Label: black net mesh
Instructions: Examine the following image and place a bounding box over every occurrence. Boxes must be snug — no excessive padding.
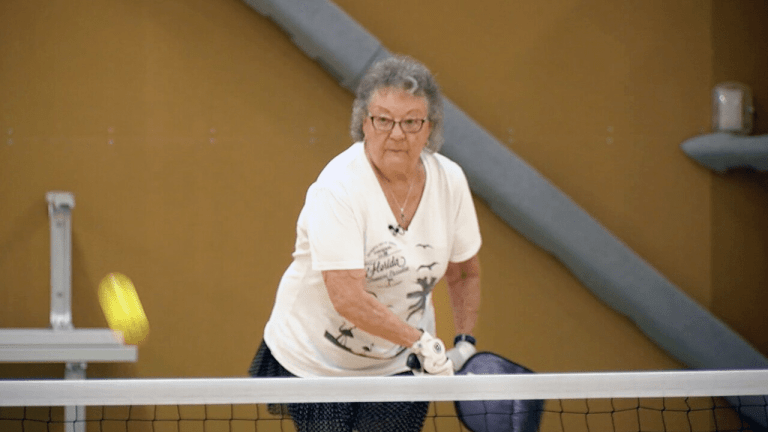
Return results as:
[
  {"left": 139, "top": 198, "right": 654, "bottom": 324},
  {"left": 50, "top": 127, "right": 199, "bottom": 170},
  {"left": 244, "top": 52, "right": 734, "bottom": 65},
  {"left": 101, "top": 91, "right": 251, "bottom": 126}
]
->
[
  {"left": 286, "top": 400, "right": 429, "bottom": 432},
  {"left": 2, "top": 397, "right": 767, "bottom": 432},
  {"left": 1, "top": 347, "right": 766, "bottom": 432}
]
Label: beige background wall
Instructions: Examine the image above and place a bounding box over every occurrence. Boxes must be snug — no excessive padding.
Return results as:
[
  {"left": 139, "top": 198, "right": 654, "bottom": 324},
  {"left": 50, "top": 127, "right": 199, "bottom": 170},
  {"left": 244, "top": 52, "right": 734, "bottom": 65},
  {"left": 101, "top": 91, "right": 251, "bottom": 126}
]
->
[
  {"left": 709, "top": 0, "right": 768, "bottom": 356},
  {"left": 1, "top": 0, "right": 766, "bottom": 380}
]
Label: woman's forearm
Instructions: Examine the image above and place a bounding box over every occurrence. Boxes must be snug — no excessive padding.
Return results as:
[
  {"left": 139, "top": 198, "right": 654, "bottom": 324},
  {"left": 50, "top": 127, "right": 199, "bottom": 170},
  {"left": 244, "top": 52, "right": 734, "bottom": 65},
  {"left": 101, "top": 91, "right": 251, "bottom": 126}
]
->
[
  {"left": 445, "top": 255, "right": 481, "bottom": 335},
  {"left": 323, "top": 269, "right": 422, "bottom": 347}
]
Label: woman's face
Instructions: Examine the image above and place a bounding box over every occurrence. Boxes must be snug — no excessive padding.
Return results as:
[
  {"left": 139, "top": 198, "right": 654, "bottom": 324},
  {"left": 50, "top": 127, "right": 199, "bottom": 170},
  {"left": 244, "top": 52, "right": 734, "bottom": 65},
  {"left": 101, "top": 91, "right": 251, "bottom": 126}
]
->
[{"left": 363, "top": 87, "right": 431, "bottom": 175}]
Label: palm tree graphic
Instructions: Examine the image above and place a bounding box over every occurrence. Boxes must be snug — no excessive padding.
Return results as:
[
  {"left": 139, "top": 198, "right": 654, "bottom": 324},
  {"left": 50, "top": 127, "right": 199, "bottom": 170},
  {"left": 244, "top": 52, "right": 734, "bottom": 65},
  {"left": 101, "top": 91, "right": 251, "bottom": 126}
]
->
[{"left": 407, "top": 276, "right": 437, "bottom": 321}]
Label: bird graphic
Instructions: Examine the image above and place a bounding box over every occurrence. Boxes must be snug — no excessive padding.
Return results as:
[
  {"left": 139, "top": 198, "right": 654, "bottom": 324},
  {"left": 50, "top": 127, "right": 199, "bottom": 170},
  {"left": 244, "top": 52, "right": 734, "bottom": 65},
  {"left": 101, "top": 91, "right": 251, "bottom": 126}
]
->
[
  {"left": 417, "top": 262, "right": 438, "bottom": 271},
  {"left": 415, "top": 244, "right": 432, "bottom": 249}
]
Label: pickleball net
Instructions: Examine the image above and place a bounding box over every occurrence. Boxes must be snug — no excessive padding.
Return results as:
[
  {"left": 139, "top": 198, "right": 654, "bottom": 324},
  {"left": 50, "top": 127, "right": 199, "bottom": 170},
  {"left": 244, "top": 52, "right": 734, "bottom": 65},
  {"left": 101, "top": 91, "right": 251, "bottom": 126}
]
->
[{"left": 2, "top": 368, "right": 768, "bottom": 432}]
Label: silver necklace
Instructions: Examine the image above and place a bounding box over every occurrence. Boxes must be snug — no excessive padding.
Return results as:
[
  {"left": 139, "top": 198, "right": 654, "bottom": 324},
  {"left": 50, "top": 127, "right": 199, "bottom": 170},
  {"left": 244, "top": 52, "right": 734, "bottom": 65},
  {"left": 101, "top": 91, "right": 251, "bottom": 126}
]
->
[
  {"left": 375, "top": 163, "right": 421, "bottom": 226},
  {"left": 388, "top": 171, "right": 418, "bottom": 225}
]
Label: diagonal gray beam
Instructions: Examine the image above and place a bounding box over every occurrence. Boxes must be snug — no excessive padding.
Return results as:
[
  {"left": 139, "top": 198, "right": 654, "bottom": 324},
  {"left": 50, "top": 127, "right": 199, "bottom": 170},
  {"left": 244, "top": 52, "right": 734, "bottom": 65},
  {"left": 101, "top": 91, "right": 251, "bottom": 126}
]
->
[{"left": 243, "top": 0, "right": 389, "bottom": 92}]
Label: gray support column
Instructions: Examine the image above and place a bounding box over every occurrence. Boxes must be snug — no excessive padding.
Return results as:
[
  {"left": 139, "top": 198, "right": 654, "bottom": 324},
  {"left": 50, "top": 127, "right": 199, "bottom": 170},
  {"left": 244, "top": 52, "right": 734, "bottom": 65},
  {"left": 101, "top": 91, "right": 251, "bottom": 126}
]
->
[
  {"left": 47, "top": 192, "right": 84, "bottom": 432},
  {"left": 64, "top": 362, "right": 86, "bottom": 432}
]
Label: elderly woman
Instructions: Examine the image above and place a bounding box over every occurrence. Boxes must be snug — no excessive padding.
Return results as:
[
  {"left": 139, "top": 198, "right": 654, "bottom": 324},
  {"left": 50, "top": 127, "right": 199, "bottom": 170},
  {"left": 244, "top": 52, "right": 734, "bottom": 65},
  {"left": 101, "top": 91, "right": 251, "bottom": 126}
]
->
[{"left": 249, "top": 55, "right": 482, "bottom": 432}]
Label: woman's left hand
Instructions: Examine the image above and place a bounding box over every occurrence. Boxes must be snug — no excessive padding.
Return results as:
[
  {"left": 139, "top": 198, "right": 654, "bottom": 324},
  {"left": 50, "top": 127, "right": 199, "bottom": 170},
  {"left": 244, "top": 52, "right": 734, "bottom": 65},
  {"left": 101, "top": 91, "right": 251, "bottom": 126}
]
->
[{"left": 446, "top": 340, "right": 477, "bottom": 371}]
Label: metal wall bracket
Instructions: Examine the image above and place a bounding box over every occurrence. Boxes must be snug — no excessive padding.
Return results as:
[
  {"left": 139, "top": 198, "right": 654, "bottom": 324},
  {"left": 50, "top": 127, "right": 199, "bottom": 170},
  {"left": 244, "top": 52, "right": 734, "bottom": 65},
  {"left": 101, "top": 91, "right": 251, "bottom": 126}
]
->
[{"left": 46, "top": 191, "right": 75, "bottom": 330}]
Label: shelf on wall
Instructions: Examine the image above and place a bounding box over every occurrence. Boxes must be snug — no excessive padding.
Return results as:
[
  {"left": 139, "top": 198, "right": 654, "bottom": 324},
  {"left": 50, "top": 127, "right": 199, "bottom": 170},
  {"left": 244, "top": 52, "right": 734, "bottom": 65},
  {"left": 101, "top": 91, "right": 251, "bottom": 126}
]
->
[
  {"left": 680, "top": 132, "right": 768, "bottom": 172},
  {"left": 0, "top": 329, "right": 136, "bottom": 363}
]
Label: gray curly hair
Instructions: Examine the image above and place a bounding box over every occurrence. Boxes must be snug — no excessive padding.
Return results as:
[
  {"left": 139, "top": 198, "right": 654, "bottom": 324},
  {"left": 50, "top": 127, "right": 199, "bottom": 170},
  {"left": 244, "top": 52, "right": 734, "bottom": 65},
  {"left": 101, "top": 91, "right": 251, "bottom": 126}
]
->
[{"left": 350, "top": 55, "right": 444, "bottom": 153}]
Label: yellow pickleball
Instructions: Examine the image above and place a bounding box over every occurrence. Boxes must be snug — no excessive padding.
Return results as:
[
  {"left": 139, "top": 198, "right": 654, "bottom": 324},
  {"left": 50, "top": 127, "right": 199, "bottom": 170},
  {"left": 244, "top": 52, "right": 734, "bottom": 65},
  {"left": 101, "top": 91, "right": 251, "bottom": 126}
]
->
[{"left": 98, "top": 273, "right": 149, "bottom": 345}]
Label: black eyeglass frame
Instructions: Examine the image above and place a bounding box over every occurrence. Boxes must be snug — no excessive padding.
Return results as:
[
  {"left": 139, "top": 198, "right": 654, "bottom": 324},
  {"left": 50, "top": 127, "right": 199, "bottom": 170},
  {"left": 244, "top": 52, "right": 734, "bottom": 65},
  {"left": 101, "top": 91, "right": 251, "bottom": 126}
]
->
[{"left": 368, "top": 115, "right": 429, "bottom": 133}]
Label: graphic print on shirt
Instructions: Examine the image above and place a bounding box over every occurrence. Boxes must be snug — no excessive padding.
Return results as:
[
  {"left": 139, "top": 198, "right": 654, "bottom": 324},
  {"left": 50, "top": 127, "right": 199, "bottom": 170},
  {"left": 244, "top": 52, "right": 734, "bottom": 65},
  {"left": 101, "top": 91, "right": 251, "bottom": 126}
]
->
[
  {"left": 409, "top": 243, "right": 438, "bottom": 321},
  {"left": 322, "top": 241, "right": 441, "bottom": 359},
  {"left": 364, "top": 241, "right": 408, "bottom": 286},
  {"left": 323, "top": 291, "right": 383, "bottom": 357},
  {"left": 407, "top": 276, "right": 437, "bottom": 320},
  {"left": 322, "top": 241, "right": 410, "bottom": 359},
  {"left": 417, "top": 262, "right": 438, "bottom": 271},
  {"left": 324, "top": 322, "right": 375, "bottom": 355}
]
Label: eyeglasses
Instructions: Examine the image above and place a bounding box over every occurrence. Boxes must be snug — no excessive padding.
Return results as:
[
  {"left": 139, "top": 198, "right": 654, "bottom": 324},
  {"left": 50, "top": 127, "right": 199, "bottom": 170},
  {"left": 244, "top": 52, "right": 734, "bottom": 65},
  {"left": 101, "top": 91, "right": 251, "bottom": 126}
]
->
[{"left": 369, "top": 116, "right": 428, "bottom": 133}]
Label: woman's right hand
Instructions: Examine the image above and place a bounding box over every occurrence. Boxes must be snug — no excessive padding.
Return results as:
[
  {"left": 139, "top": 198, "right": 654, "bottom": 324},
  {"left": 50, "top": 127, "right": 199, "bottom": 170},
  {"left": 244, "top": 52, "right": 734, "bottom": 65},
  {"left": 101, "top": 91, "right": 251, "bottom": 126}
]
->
[{"left": 410, "top": 331, "right": 453, "bottom": 376}]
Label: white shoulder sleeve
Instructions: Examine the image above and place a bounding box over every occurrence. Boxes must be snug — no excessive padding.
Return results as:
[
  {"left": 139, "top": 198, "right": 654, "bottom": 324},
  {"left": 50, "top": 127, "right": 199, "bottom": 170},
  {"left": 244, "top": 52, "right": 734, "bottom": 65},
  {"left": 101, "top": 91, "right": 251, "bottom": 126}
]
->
[
  {"left": 304, "top": 184, "right": 365, "bottom": 271},
  {"left": 449, "top": 165, "right": 482, "bottom": 263}
]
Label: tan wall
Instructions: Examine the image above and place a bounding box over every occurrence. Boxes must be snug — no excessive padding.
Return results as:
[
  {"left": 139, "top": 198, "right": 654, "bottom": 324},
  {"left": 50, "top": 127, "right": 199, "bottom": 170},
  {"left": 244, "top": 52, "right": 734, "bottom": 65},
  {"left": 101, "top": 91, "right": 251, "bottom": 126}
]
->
[
  {"left": 710, "top": 0, "right": 768, "bottom": 357},
  {"left": 0, "top": 0, "right": 764, "bottom": 381}
]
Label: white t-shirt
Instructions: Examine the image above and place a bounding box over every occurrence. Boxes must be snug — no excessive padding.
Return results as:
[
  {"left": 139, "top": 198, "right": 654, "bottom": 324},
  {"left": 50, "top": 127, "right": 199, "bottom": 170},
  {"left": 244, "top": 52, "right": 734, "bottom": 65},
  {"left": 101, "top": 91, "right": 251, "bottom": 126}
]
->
[{"left": 264, "top": 142, "right": 481, "bottom": 377}]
